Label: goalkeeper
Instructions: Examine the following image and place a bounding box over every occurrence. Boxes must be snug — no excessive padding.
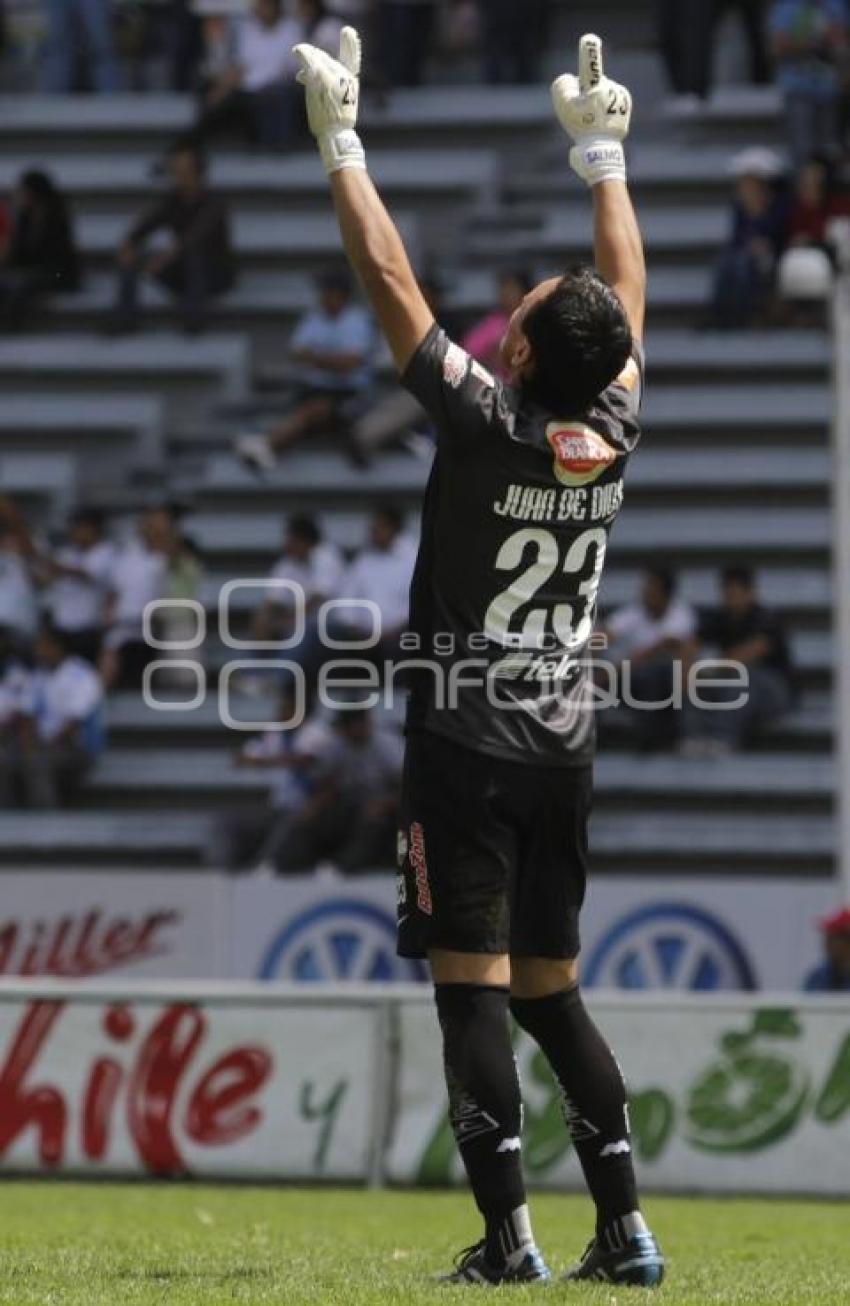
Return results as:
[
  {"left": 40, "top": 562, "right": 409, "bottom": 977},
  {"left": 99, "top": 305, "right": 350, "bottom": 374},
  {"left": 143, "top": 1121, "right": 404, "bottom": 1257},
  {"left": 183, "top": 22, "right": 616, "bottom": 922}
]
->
[{"left": 293, "top": 28, "right": 664, "bottom": 1289}]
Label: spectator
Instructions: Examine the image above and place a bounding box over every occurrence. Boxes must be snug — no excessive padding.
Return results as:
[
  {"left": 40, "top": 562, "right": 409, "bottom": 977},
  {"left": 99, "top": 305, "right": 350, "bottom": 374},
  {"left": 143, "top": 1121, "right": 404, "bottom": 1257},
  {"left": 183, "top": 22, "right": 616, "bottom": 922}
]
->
[
  {"left": 186, "top": 0, "right": 303, "bottom": 151},
  {"left": 378, "top": 0, "right": 436, "bottom": 86},
  {"left": 0, "top": 170, "right": 80, "bottom": 331},
  {"left": 348, "top": 273, "right": 466, "bottom": 463},
  {"left": 480, "top": 0, "right": 548, "bottom": 85},
  {"left": 0, "top": 624, "right": 29, "bottom": 732},
  {"left": 330, "top": 505, "right": 417, "bottom": 660},
  {"left": 36, "top": 508, "right": 115, "bottom": 664},
  {"left": 236, "top": 269, "right": 375, "bottom": 474},
  {"left": 658, "top": 1, "right": 771, "bottom": 108},
  {"left": 602, "top": 567, "right": 697, "bottom": 751},
  {"left": 787, "top": 155, "right": 850, "bottom": 246},
  {"left": 709, "top": 148, "right": 790, "bottom": 328},
  {"left": 274, "top": 708, "right": 403, "bottom": 872},
  {"left": 210, "top": 685, "right": 332, "bottom": 872},
  {"left": 682, "top": 565, "right": 795, "bottom": 755},
  {"left": 769, "top": 0, "right": 849, "bottom": 168},
  {"left": 43, "top": 0, "right": 119, "bottom": 93},
  {"left": 259, "top": 513, "right": 344, "bottom": 634},
  {"left": 99, "top": 508, "right": 169, "bottom": 691},
  {"left": 0, "top": 624, "right": 105, "bottom": 808},
  {"left": 804, "top": 907, "right": 850, "bottom": 991},
  {"left": 0, "top": 498, "right": 38, "bottom": 646},
  {"left": 107, "top": 142, "right": 235, "bottom": 335},
  {"left": 462, "top": 270, "right": 533, "bottom": 382}
]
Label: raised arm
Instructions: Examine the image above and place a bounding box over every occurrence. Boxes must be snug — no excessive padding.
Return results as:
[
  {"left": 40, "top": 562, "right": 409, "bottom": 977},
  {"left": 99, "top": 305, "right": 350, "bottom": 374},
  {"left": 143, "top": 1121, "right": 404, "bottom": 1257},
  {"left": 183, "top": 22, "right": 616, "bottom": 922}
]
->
[
  {"left": 592, "top": 181, "right": 645, "bottom": 340},
  {"left": 552, "top": 34, "right": 646, "bottom": 340},
  {"left": 293, "top": 28, "right": 434, "bottom": 373}
]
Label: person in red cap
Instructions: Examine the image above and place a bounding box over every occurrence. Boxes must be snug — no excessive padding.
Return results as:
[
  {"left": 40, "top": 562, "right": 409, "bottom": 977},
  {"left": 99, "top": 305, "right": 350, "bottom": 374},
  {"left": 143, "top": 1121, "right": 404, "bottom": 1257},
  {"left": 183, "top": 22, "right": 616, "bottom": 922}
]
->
[{"left": 804, "top": 908, "right": 850, "bottom": 992}]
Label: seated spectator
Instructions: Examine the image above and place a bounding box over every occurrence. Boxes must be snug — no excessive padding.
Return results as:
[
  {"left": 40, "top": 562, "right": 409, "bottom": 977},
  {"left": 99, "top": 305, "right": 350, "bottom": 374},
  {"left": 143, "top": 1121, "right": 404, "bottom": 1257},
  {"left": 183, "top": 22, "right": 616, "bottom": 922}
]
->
[
  {"left": 378, "top": 0, "right": 436, "bottom": 87},
  {"left": 187, "top": 0, "right": 303, "bottom": 151},
  {"left": 602, "top": 567, "right": 697, "bottom": 751},
  {"left": 209, "top": 684, "right": 332, "bottom": 872},
  {"left": 787, "top": 156, "right": 850, "bottom": 249},
  {"left": 682, "top": 565, "right": 795, "bottom": 755},
  {"left": 32, "top": 508, "right": 115, "bottom": 665},
  {"left": 43, "top": 0, "right": 119, "bottom": 93},
  {"left": 0, "top": 624, "right": 29, "bottom": 730},
  {"left": 709, "top": 149, "right": 790, "bottom": 328},
  {"left": 0, "top": 497, "right": 38, "bottom": 647},
  {"left": 236, "top": 269, "right": 375, "bottom": 474},
  {"left": 480, "top": 0, "right": 548, "bottom": 85},
  {"left": 254, "top": 513, "right": 344, "bottom": 641},
  {"left": 107, "top": 142, "right": 235, "bottom": 335},
  {"left": 769, "top": 0, "right": 848, "bottom": 169},
  {"left": 462, "top": 270, "right": 532, "bottom": 382},
  {"left": 274, "top": 707, "right": 403, "bottom": 873},
  {"left": 348, "top": 273, "right": 465, "bottom": 463},
  {"left": 804, "top": 907, "right": 850, "bottom": 991},
  {"left": 0, "top": 170, "right": 80, "bottom": 331},
  {"left": 329, "top": 505, "right": 417, "bottom": 661},
  {"left": 99, "top": 508, "right": 170, "bottom": 691},
  {"left": 0, "top": 624, "right": 105, "bottom": 809},
  {"left": 658, "top": 0, "right": 771, "bottom": 110}
]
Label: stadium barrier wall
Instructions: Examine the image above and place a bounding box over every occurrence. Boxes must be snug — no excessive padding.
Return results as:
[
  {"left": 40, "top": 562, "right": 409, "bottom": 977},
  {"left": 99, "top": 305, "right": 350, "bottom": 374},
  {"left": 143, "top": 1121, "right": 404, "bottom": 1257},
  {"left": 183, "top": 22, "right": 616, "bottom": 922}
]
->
[
  {"left": 0, "top": 981, "right": 846, "bottom": 1196},
  {"left": 0, "top": 870, "right": 838, "bottom": 991}
]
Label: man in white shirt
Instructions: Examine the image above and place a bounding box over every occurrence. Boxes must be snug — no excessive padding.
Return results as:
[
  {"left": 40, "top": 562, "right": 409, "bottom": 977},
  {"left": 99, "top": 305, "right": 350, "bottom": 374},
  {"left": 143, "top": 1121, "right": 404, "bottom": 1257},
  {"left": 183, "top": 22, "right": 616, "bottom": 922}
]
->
[
  {"left": 0, "top": 499, "right": 38, "bottom": 646},
  {"left": 0, "top": 625, "right": 105, "bottom": 808},
  {"left": 333, "top": 506, "right": 417, "bottom": 653},
  {"left": 602, "top": 567, "right": 696, "bottom": 751},
  {"left": 39, "top": 509, "right": 115, "bottom": 663},
  {"left": 189, "top": 0, "right": 301, "bottom": 149},
  {"left": 99, "top": 509, "right": 169, "bottom": 691},
  {"left": 251, "top": 512, "right": 344, "bottom": 648},
  {"left": 236, "top": 269, "right": 375, "bottom": 474}
]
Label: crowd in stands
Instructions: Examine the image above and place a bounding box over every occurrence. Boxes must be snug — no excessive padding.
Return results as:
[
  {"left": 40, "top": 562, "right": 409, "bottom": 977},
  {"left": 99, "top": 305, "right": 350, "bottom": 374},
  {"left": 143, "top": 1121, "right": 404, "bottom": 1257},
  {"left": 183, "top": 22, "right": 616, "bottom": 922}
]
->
[
  {"left": 599, "top": 563, "right": 795, "bottom": 756},
  {"left": 0, "top": 1, "right": 555, "bottom": 97}
]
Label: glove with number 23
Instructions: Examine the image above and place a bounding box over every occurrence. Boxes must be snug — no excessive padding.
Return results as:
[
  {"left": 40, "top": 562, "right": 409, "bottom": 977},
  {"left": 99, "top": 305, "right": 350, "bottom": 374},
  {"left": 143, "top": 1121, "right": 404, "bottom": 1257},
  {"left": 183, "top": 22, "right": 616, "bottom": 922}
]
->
[
  {"left": 293, "top": 26, "right": 366, "bottom": 176},
  {"left": 552, "top": 34, "right": 632, "bottom": 187}
]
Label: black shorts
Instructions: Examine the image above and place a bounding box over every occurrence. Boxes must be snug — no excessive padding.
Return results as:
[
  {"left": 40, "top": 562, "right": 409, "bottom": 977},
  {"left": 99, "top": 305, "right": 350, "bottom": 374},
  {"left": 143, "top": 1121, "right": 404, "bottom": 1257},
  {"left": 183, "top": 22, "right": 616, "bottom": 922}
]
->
[{"left": 397, "top": 731, "right": 592, "bottom": 961}]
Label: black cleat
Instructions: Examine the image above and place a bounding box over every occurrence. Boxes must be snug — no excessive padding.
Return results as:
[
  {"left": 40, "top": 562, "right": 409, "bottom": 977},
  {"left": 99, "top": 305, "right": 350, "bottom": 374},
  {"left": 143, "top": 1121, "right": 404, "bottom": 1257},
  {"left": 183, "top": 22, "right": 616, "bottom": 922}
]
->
[{"left": 440, "top": 1239, "right": 552, "bottom": 1285}]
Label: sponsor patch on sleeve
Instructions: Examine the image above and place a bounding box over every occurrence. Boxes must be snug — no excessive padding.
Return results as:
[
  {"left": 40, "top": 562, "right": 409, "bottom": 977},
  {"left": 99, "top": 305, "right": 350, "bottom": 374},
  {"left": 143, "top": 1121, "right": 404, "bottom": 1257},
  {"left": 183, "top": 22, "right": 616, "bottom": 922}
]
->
[
  {"left": 442, "top": 342, "right": 470, "bottom": 389},
  {"left": 615, "top": 356, "right": 640, "bottom": 391}
]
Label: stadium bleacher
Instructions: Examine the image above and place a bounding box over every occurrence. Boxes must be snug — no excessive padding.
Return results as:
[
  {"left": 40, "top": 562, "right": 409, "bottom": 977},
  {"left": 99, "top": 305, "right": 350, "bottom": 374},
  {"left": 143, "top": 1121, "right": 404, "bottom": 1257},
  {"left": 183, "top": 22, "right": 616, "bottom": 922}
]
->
[{"left": 0, "top": 5, "right": 833, "bottom": 882}]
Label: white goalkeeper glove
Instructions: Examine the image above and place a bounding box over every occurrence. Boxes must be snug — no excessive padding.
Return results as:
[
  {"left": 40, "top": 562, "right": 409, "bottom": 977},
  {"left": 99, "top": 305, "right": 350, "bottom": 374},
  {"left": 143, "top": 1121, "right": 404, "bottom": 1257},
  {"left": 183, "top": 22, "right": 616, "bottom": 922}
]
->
[
  {"left": 293, "top": 26, "right": 365, "bottom": 175},
  {"left": 551, "top": 33, "right": 632, "bottom": 187}
]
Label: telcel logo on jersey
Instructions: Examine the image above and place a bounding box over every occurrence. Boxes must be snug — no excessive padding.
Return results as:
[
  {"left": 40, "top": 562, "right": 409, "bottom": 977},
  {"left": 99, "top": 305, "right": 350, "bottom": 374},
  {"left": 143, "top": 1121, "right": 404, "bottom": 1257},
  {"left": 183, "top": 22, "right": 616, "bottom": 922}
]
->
[{"left": 546, "top": 422, "right": 617, "bottom": 487}]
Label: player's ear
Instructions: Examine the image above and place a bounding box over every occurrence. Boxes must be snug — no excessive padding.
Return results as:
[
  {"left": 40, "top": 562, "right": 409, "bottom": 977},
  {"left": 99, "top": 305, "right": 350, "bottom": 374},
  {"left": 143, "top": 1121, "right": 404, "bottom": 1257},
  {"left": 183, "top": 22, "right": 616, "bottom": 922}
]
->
[{"left": 508, "top": 333, "right": 534, "bottom": 377}]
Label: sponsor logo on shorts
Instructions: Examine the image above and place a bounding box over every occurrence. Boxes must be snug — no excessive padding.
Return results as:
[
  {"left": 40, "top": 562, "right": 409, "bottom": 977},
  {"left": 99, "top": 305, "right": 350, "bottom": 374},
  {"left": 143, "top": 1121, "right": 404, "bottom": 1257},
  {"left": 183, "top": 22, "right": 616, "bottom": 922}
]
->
[
  {"left": 409, "top": 821, "right": 432, "bottom": 916},
  {"left": 546, "top": 422, "right": 618, "bottom": 488},
  {"left": 443, "top": 342, "right": 469, "bottom": 389}
]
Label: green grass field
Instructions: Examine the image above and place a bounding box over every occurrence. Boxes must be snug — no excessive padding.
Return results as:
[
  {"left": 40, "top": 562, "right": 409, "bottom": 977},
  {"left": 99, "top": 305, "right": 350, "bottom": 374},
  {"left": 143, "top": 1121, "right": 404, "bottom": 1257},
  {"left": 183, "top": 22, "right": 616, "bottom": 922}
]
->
[{"left": 0, "top": 1183, "right": 846, "bottom": 1305}]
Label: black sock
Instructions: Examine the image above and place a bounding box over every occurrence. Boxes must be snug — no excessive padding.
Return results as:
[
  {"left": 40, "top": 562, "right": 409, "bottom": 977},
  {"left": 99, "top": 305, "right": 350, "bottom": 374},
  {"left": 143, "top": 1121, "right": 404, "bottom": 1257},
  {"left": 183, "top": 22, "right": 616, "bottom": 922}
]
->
[
  {"left": 510, "top": 986, "right": 644, "bottom": 1244},
  {"left": 435, "top": 983, "right": 533, "bottom": 1264}
]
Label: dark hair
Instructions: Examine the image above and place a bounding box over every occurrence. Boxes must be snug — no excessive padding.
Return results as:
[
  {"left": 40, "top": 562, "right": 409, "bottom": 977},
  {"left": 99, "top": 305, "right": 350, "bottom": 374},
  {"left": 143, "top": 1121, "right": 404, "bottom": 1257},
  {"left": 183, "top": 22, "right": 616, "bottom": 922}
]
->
[
  {"left": 500, "top": 268, "right": 534, "bottom": 295},
  {"left": 645, "top": 566, "right": 676, "bottom": 599},
  {"left": 168, "top": 140, "right": 207, "bottom": 177},
  {"left": 521, "top": 267, "right": 632, "bottom": 416},
  {"left": 373, "top": 503, "right": 403, "bottom": 534},
  {"left": 287, "top": 514, "right": 321, "bottom": 546},
  {"left": 20, "top": 169, "right": 60, "bottom": 203},
  {"left": 37, "top": 622, "right": 70, "bottom": 653},
  {"left": 317, "top": 267, "right": 353, "bottom": 298},
  {"left": 70, "top": 507, "right": 105, "bottom": 534},
  {"left": 721, "top": 565, "right": 755, "bottom": 591}
]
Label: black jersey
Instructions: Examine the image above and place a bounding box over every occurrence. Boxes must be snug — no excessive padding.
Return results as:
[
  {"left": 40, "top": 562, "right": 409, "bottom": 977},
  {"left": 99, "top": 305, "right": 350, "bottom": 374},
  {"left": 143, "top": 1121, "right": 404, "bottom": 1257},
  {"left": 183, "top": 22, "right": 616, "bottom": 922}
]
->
[{"left": 401, "top": 323, "right": 645, "bottom": 768}]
